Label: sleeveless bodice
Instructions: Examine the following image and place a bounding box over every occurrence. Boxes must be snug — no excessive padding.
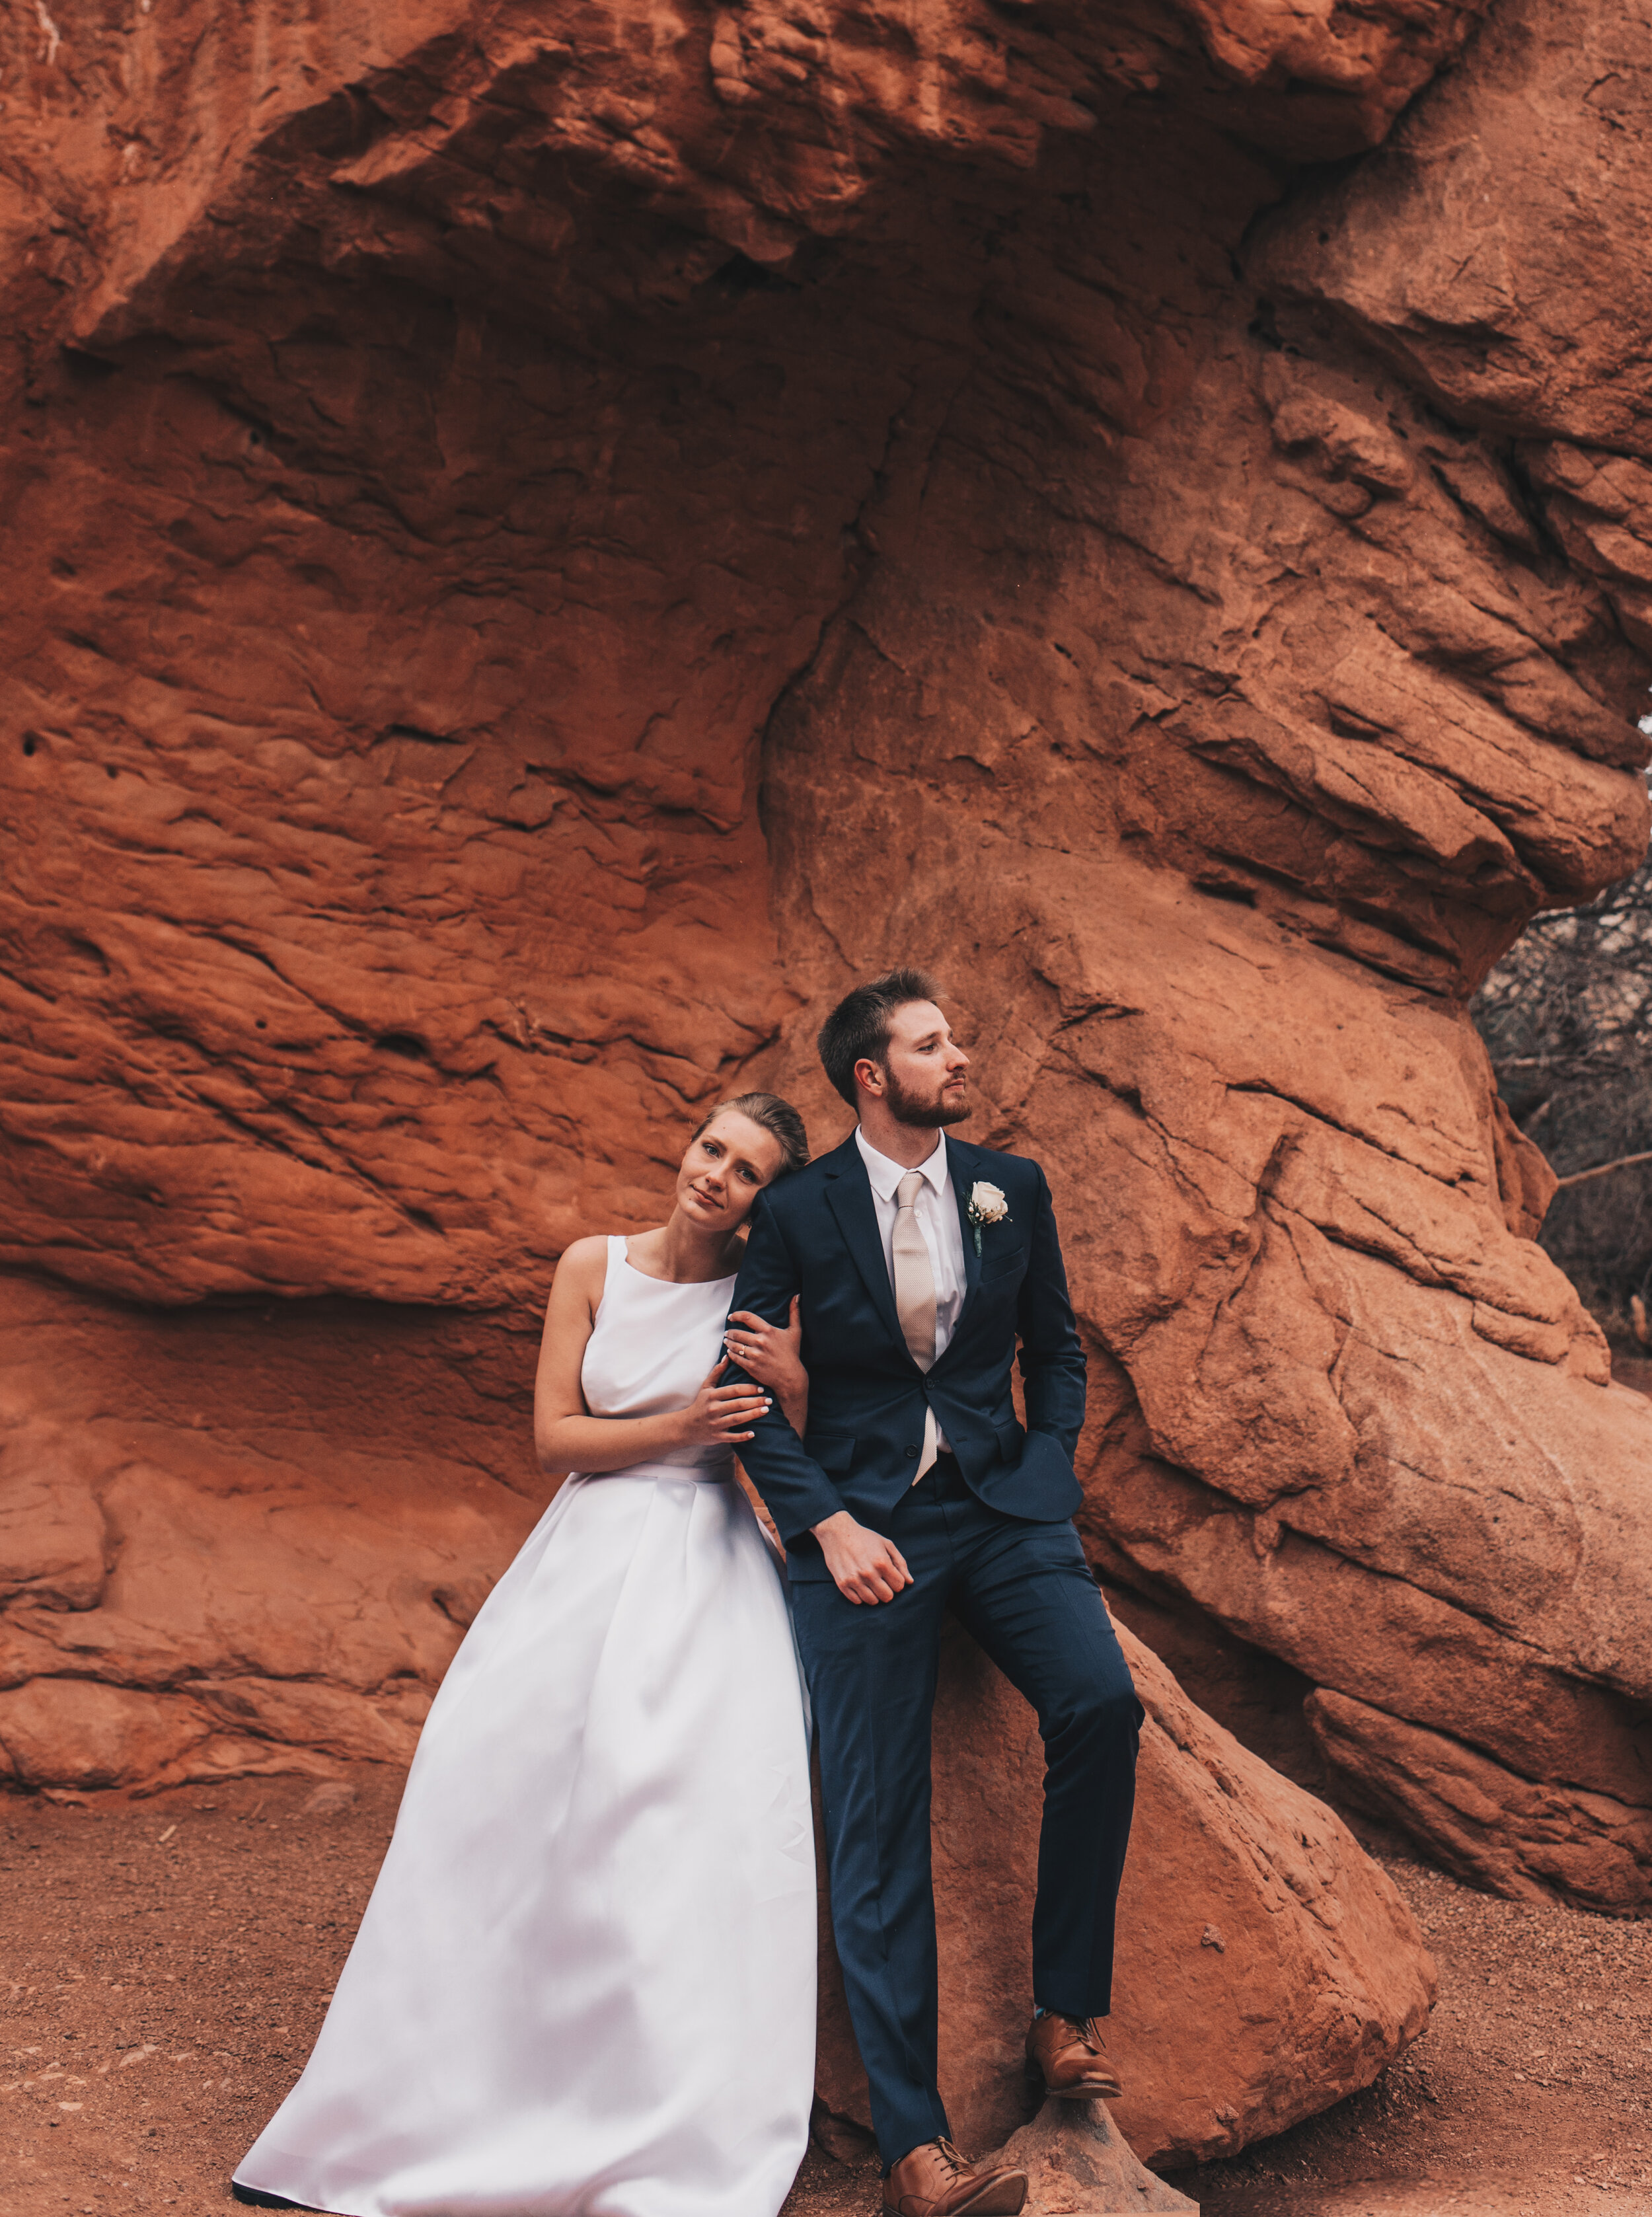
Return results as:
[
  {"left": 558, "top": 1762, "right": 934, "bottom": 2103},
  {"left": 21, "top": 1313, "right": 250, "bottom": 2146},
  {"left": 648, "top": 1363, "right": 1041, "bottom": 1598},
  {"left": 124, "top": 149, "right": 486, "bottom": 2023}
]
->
[{"left": 578, "top": 1234, "right": 737, "bottom": 1479}]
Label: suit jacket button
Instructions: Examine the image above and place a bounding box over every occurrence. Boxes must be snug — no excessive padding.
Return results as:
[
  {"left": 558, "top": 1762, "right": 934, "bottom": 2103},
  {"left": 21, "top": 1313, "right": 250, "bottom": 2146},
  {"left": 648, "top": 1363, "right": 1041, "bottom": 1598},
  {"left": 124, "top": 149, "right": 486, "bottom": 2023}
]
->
[{"left": 905, "top": 1445, "right": 920, "bottom": 1459}]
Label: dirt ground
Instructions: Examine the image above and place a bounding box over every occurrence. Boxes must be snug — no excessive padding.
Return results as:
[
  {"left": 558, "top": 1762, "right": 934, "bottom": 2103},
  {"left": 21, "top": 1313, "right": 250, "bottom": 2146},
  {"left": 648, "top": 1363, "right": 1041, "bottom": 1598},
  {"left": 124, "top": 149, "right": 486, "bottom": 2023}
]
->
[{"left": 3, "top": 1769, "right": 1651, "bottom": 2217}]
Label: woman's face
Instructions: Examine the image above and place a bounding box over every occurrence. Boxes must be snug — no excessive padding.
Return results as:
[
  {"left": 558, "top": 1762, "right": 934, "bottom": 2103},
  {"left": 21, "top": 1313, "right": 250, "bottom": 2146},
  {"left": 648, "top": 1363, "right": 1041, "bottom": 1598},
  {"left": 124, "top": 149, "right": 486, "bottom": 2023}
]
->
[{"left": 675, "top": 1112, "right": 785, "bottom": 1234}]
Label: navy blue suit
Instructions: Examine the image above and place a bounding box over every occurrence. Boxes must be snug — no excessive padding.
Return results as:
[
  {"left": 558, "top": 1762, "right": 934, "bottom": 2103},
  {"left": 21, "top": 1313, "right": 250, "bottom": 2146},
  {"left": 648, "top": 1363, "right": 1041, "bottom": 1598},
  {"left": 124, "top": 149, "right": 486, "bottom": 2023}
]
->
[{"left": 730, "top": 1133, "right": 1141, "bottom": 2165}]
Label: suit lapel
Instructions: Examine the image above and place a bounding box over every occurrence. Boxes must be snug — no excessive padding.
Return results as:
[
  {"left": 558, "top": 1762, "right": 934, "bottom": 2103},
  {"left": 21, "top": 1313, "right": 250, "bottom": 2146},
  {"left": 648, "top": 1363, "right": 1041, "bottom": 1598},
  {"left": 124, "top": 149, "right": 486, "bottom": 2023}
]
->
[
  {"left": 823, "top": 1136, "right": 909, "bottom": 1355},
  {"left": 947, "top": 1136, "right": 984, "bottom": 1320},
  {"left": 924, "top": 1137, "right": 983, "bottom": 1379}
]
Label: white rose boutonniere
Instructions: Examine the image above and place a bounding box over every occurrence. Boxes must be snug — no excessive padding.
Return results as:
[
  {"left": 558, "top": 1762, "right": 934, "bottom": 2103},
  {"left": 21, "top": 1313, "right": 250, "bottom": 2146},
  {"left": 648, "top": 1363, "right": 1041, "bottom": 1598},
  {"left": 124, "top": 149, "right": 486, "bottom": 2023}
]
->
[{"left": 965, "top": 1179, "right": 1011, "bottom": 1257}]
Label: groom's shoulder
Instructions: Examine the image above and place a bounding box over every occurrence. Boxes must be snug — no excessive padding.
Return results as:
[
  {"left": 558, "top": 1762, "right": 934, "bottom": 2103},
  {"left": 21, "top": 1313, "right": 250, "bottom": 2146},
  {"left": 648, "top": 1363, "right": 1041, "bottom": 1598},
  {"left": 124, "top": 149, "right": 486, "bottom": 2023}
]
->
[
  {"left": 953, "top": 1137, "right": 1047, "bottom": 1191},
  {"left": 764, "top": 1134, "right": 854, "bottom": 1219}
]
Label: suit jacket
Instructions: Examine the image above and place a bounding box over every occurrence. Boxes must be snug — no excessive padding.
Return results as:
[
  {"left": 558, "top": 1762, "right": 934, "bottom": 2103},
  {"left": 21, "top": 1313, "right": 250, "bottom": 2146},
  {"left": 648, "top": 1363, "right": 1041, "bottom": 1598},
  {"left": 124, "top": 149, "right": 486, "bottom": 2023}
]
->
[{"left": 728, "top": 1133, "right": 1086, "bottom": 1580}]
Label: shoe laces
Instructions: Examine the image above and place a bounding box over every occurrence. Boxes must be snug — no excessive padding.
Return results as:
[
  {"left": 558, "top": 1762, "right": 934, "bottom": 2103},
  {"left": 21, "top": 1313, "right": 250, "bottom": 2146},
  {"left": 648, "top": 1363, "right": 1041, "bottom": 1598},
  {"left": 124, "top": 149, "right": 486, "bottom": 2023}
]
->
[{"left": 933, "top": 2139, "right": 971, "bottom": 2177}]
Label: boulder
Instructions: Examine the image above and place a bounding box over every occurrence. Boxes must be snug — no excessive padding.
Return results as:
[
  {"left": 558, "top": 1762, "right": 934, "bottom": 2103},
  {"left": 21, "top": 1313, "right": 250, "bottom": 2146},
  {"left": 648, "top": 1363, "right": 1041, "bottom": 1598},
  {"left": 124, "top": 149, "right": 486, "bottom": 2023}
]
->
[
  {"left": 0, "top": 1679, "right": 211, "bottom": 1790},
  {"left": 992, "top": 2101, "right": 1197, "bottom": 2214},
  {"left": 814, "top": 1619, "right": 1436, "bottom": 2169},
  {"left": 1306, "top": 1691, "right": 1652, "bottom": 1914},
  {"left": 0, "top": 1676, "right": 338, "bottom": 1795}
]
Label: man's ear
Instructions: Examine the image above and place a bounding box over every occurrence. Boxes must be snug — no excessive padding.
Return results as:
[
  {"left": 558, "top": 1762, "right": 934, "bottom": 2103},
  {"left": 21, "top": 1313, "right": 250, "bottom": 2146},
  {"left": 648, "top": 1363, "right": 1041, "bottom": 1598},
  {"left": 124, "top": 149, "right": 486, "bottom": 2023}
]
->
[{"left": 853, "top": 1056, "right": 885, "bottom": 1100}]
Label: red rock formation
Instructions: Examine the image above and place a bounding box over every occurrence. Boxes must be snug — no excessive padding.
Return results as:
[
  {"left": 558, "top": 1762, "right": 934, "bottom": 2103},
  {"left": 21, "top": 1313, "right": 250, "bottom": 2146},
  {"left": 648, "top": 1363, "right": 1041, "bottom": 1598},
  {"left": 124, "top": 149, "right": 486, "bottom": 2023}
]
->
[
  {"left": 749, "top": 0, "right": 1652, "bottom": 1913},
  {"left": 0, "top": 1273, "right": 541, "bottom": 1788},
  {"left": 2, "top": 0, "right": 1650, "bottom": 2153}
]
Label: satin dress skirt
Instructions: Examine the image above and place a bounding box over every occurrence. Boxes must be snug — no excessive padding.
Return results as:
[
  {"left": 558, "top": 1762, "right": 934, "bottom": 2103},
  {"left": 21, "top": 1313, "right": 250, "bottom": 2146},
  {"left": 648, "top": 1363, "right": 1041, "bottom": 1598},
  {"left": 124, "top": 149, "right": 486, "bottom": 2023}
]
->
[{"left": 234, "top": 1471, "right": 817, "bottom": 2217}]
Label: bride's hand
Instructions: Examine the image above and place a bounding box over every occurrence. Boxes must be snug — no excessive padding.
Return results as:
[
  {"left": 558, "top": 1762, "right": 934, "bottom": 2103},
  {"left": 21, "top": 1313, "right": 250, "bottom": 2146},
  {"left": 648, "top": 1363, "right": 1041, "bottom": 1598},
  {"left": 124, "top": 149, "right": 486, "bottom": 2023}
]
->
[
  {"left": 675, "top": 1358, "right": 772, "bottom": 1447},
  {"left": 724, "top": 1299, "right": 806, "bottom": 1398}
]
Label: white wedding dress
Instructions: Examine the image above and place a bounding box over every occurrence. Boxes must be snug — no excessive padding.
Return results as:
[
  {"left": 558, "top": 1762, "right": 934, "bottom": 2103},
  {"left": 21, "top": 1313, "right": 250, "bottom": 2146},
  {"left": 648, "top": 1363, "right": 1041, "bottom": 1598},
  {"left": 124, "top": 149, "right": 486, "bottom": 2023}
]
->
[{"left": 235, "top": 1238, "right": 817, "bottom": 2217}]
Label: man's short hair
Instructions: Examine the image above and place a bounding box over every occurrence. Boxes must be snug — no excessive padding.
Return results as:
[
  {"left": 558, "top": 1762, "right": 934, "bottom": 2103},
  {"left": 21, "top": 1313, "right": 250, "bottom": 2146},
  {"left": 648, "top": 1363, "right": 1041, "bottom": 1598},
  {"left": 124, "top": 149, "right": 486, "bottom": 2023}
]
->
[{"left": 817, "top": 967, "right": 942, "bottom": 1108}]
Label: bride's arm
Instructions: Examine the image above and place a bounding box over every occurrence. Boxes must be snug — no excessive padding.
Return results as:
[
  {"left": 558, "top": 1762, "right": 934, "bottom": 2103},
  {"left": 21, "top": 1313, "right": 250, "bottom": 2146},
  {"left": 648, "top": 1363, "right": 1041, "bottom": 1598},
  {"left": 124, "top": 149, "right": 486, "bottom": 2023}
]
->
[{"left": 533, "top": 1240, "right": 772, "bottom": 1475}]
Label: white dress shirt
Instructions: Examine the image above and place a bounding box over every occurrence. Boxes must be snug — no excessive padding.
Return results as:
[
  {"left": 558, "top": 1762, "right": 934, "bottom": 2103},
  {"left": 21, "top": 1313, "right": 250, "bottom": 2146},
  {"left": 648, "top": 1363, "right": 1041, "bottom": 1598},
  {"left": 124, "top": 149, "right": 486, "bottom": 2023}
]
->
[{"left": 855, "top": 1126, "right": 967, "bottom": 1453}]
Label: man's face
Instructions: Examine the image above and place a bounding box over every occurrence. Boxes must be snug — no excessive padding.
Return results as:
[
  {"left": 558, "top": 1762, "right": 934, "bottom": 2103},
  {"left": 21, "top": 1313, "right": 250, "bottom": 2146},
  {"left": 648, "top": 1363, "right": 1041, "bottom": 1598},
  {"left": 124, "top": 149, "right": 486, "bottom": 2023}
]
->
[{"left": 863, "top": 1000, "right": 971, "bottom": 1127}]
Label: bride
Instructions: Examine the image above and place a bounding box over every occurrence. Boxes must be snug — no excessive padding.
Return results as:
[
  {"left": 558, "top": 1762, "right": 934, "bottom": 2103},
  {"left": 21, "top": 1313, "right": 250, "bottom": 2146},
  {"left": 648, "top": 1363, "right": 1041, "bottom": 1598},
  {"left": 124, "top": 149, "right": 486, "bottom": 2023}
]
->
[{"left": 234, "top": 1093, "right": 817, "bottom": 2217}]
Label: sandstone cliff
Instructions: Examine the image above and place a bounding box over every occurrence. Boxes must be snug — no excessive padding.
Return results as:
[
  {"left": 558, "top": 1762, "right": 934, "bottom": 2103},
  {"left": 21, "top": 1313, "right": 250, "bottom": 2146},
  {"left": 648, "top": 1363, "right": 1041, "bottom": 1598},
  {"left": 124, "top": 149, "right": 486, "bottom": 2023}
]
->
[{"left": 3, "top": 0, "right": 1651, "bottom": 2158}]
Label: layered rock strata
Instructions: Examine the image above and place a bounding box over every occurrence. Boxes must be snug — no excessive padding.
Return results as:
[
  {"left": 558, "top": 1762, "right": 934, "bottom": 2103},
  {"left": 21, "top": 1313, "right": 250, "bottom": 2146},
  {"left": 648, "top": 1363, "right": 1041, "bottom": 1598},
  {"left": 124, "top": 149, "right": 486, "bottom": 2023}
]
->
[{"left": 0, "top": 1273, "right": 542, "bottom": 1789}]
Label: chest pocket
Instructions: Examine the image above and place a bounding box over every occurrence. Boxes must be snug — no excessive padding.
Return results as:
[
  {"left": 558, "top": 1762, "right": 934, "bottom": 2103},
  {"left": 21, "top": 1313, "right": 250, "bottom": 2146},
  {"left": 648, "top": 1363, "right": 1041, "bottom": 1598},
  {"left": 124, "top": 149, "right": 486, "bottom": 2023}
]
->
[{"left": 979, "top": 1246, "right": 1026, "bottom": 1284}]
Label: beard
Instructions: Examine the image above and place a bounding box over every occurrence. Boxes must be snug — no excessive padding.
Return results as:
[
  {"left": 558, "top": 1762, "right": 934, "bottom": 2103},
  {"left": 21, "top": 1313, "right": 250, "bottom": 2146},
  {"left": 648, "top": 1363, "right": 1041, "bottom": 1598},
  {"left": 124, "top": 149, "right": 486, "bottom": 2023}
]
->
[{"left": 885, "top": 1068, "right": 972, "bottom": 1129}]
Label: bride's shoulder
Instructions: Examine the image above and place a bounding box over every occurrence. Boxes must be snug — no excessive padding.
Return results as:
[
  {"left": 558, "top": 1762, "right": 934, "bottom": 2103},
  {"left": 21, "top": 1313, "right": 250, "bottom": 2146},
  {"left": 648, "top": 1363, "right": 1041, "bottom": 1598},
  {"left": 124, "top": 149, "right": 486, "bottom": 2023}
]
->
[
  {"left": 551, "top": 1234, "right": 613, "bottom": 1300},
  {"left": 557, "top": 1232, "right": 613, "bottom": 1265}
]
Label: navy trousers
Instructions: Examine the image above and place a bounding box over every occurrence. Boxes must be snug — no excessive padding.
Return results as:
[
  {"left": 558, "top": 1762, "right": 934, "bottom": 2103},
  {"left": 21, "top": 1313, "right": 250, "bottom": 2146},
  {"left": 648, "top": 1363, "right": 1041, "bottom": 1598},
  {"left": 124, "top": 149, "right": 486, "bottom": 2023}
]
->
[{"left": 790, "top": 1454, "right": 1141, "bottom": 2169}]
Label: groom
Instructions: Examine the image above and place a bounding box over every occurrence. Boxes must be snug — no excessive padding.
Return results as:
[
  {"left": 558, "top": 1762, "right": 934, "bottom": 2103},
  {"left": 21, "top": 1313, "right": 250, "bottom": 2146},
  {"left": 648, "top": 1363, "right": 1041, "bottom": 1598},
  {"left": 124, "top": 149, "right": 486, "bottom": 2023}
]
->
[{"left": 727, "top": 969, "right": 1142, "bottom": 2217}]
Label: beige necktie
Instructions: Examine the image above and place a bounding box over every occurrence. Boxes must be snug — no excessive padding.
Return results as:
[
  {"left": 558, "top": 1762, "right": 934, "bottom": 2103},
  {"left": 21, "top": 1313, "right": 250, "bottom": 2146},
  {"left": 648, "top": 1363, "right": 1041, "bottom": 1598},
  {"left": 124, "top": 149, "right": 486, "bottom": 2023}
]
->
[{"left": 893, "top": 1172, "right": 940, "bottom": 1481}]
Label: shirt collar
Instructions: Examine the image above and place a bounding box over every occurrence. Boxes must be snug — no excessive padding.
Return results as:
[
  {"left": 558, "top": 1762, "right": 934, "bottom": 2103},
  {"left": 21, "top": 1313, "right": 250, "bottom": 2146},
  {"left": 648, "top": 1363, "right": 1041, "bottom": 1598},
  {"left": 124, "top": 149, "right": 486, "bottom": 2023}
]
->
[{"left": 855, "top": 1125, "right": 949, "bottom": 1203}]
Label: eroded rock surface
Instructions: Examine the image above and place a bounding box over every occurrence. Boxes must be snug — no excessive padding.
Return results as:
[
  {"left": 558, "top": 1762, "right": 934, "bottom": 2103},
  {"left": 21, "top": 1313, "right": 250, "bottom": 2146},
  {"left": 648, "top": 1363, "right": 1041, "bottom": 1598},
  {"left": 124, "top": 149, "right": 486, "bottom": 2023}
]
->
[
  {"left": 748, "top": 0, "right": 1652, "bottom": 1912},
  {"left": 2, "top": 0, "right": 1651, "bottom": 2153},
  {"left": 0, "top": 1273, "right": 541, "bottom": 1789}
]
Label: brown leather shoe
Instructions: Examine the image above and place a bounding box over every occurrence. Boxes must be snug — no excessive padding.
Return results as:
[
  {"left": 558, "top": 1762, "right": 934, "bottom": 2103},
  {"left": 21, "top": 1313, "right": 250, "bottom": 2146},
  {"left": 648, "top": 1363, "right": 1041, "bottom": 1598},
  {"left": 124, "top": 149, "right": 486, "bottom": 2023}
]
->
[
  {"left": 882, "top": 2137, "right": 1028, "bottom": 2216},
  {"left": 1025, "top": 2010, "right": 1124, "bottom": 2100}
]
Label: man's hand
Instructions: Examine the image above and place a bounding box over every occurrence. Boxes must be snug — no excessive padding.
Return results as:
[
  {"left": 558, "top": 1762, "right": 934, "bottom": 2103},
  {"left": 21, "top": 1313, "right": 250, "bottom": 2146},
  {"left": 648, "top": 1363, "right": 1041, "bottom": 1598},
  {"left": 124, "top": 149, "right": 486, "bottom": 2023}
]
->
[{"left": 812, "top": 1510, "right": 913, "bottom": 1606}]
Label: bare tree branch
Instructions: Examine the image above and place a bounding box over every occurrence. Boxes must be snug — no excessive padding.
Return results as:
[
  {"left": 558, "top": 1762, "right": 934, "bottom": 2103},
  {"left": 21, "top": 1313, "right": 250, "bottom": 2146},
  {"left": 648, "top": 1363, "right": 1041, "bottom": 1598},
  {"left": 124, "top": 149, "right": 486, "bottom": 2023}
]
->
[
  {"left": 1473, "top": 815, "right": 1652, "bottom": 1328},
  {"left": 1553, "top": 1149, "right": 1652, "bottom": 1191}
]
